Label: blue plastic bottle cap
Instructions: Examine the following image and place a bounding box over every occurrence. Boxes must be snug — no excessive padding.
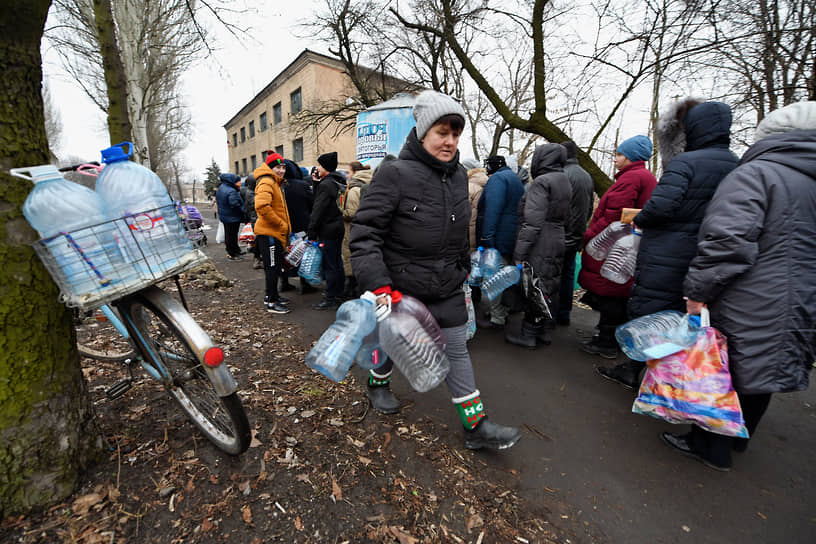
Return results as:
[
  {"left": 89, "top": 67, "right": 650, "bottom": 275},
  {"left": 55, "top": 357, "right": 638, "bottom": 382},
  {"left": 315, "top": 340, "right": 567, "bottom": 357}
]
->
[
  {"left": 688, "top": 314, "right": 701, "bottom": 327},
  {"left": 516, "top": 263, "right": 523, "bottom": 269},
  {"left": 477, "top": 246, "right": 484, "bottom": 251},
  {"left": 101, "top": 142, "right": 133, "bottom": 163}
]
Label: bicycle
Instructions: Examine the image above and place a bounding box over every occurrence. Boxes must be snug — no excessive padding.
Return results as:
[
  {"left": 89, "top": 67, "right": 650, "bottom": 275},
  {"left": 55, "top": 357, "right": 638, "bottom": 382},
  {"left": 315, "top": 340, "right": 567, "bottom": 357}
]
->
[{"left": 12, "top": 163, "right": 252, "bottom": 456}]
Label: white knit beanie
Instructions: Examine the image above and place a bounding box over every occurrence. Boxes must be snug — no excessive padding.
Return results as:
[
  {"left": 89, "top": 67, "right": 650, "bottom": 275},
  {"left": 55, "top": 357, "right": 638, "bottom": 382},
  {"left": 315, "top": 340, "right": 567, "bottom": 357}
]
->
[
  {"left": 413, "top": 90, "right": 466, "bottom": 140},
  {"left": 755, "top": 101, "right": 816, "bottom": 140}
]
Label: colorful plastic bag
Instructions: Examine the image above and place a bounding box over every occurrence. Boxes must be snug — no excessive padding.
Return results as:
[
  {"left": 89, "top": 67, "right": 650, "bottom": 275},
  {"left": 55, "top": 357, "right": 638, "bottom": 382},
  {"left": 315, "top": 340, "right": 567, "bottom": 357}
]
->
[
  {"left": 632, "top": 309, "right": 748, "bottom": 438},
  {"left": 238, "top": 223, "right": 254, "bottom": 244}
]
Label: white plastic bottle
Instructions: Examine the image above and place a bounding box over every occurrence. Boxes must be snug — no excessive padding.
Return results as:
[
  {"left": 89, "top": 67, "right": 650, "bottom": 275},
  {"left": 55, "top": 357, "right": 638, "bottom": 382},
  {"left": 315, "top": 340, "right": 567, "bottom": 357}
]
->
[
  {"left": 586, "top": 221, "right": 631, "bottom": 260},
  {"left": 481, "top": 263, "right": 523, "bottom": 301},
  {"left": 16, "top": 164, "right": 123, "bottom": 300},
  {"left": 306, "top": 299, "right": 377, "bottom": 381},
  {"left": 481, "top": 247, "right": 502, "bottom": 281},
  {"left": 600, "top": 230, "right": 641, "bottom": 284},
  {"left": 95, "top": 142, "right": 191, "bottom": 278}
]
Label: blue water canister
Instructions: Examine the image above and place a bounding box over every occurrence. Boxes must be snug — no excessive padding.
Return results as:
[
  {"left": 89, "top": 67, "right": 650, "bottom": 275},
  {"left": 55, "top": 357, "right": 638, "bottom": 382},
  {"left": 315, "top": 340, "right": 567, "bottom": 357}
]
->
[
  {"left": 481, "top": 247, "right": 502, "bottom": 281},
  {"left": 306, "top": 299, "right": 378, "bottom": 381},
  {"left": 95, "top": 142, "right": 192, "bottom": 278},
  {"left": 378, "top": 296, "right": 450, "bottom": 392},
  {"left": 600, "top": 230, "right": 641, "bottom": 284},
  {"left": 468, "top": 247, "right": 484, "bottom": 286},
  {"left": 17, "top": 164, "right": 123, "bottom": 298},
  {"left": 298, "top": 242, "right": 323, "bottom": 286},
  {"left": 353, "top": 327, "right": 389, "bottom": 371},
  {"left": 615, "top": 310, "right": 702, "bottom": 361},
  {"left": 481, "top": 263, "right": 523, "bottom": 301}
]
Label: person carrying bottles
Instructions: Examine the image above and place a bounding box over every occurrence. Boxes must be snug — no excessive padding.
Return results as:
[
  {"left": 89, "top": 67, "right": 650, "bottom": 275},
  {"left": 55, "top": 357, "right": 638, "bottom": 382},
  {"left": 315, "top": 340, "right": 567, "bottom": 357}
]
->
[
  {"left": 504, "top": 143, "right": 571, "bottom": 348},
  {"left": 308, "top": 151, "right": 346, "bottom": 310},
  {"left": 215, "top": 172, "right": 245, "bottom": 261},
  {"left": 578, "top": 135, "right": 657, "bottom": 359},
  {"left": 340, "top": 160, "right": 373, "bottom": 300},
  {"left": 281, "top": 158, "right": 314, "bottom": 293},
  {"left": 253, "top": 153, "right": 293, "bottom": 314},
  {"left": 350, "top": 90, "right": 521, "bottom": 451},
  {"left": 596, "top": 99, "right": 739, "bottom": 389},
  {"left": 474, "top": 154, "right": 525, "bottom": 330}
]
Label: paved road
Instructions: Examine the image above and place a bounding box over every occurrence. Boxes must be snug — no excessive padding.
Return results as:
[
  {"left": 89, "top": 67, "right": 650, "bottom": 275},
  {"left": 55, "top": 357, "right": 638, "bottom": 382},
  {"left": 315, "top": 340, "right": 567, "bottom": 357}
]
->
[{"left": 198, "top": 212, "right": 816, "bottom": 543}]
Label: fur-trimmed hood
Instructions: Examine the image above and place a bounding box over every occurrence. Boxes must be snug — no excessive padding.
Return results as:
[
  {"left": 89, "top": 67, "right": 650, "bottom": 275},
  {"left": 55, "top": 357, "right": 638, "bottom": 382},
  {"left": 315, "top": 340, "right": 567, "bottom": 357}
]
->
[{"left": 657, "top": 99, "right": 732, "bottom": 168}]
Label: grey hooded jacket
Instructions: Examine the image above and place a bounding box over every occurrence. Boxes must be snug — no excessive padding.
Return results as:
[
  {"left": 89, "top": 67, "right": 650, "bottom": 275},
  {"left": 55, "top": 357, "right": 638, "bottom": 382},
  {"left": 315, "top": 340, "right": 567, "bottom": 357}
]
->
[{"left": 683, "top": 128, "right": 816, "bottom": 394}]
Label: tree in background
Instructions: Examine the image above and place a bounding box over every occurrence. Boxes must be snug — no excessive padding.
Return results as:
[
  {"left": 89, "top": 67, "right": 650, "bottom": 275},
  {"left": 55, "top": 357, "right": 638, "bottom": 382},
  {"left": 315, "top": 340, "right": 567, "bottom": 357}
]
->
[
  {"left": 0, "top": 0, "right": 105, "bottom": 517},
  {"left": 203, "top": 159, "right": 221, "bottom": 199}
]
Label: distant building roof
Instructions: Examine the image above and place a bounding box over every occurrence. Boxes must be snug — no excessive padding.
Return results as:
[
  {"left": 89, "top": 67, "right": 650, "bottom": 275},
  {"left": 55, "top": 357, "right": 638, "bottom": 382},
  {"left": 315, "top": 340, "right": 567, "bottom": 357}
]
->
[{"left": 365, "top": 92, "right": 416, "bottom": 111}]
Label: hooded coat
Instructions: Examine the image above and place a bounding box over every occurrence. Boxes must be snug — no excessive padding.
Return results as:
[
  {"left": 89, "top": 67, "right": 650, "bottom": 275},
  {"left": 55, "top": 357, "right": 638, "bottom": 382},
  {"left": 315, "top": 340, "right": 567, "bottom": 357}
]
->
[
  {"left": 342, "top": 168, "right": 373, "bottom": 275},
  {"left": 241, "top": 174, "right": 257, "bottom": 224},
  {"left": 628, "top": 101, "right": 739, "bottom": 318},
  {"left": 282, "top": 159, "right": 313, "bottom": 234},
  {"left": 513, "top": 144, "right": 572, "bottom": 297},
  {"left": 215, "top": 174, "right": 244, "bottom": 223},
  {"left": 578, "top": 161, "right": 657, "bottom": 297},
  {"left": 476, "top": 165, "right": 525, "bottom": 256},
  {"left": 683, "top": 128, "right": 816, "bottom": 394},
  {"left": 562, "top": 157, "right": 594, "bottom": 251},
  {"left": 350, "top": 128, "right": 470, "bottom": 328},
  {"left": 306, "top": 171, "right": 345, "bottom": 241},
  {"left": 253, "top": 163, "right": 291, "bottom": 245}
]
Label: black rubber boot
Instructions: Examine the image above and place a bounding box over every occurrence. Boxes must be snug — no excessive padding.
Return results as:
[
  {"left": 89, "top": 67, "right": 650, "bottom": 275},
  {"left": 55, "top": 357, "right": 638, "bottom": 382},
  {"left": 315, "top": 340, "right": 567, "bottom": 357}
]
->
[
  {"left": 464, "top": 418, "right": 522, "bottom": 450},
  {"left": 366, "top": 384, "right": 400, "bottom": 414},
  {"left": 596, "top": 359, "right": 645, "bottom": 389},
  {"left": 505, "top": 320, "right": 541, "bottom": 349}
]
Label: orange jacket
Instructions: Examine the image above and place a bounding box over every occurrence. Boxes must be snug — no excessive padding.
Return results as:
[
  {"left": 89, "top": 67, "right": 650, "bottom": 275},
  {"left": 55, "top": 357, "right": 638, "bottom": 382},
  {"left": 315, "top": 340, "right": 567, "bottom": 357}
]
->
[{"left": 253, "top": 163, "right": 292, "bottom": 245}]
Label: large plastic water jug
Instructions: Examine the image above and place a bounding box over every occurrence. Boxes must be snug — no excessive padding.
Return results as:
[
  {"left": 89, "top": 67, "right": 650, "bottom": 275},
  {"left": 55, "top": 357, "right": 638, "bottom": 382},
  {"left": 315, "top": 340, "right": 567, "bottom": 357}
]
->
[
  {"left": 298, "top": 242, "right": 323, "bottom": 286},
  {"left": 481, "top": 247, "right": 502, "bottom": 281},
  {"left": 481, "top": 263, "right": 523, "bottom": 301},
  {"left": 306, "top": 299, "right": 377, "bottom": 381},
  {"left": 616, "top": 310, "right": 702, "bottom": 361},
  {"left": 285, "top": 233, "right": 308, "bottom": 267},
  {"left": 16, "top": 164, "right": 123, "bottom": 297},
  {"left": 353, "top": 327, "right": 389, "bottom": 371},
  {"left": 586, "top": 221, "right": 630, "bottom": 260},
  {"left": 95, "top": 142, "right": 191, "bottom": 277},
  {"left": 468, "top": 247, "right": 484, "bottom": 286},
  {"left": 600, "top": 230, "right": 641, "bottom": 284}
]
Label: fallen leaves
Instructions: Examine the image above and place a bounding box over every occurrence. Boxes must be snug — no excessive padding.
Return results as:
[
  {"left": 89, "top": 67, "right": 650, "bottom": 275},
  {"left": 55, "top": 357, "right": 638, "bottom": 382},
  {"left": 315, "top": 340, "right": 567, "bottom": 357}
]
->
[
  {"left": 331, "top": 474, "right": 343, "bottom": 502},
  {"left": 241, "top": 504, "right": 252, "bottom": 525}
]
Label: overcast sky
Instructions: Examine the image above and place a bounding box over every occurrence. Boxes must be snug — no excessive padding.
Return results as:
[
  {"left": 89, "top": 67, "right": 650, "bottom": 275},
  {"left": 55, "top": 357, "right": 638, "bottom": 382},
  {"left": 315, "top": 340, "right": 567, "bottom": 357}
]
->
[{"left": 42, "top": 0, "right": 324, "bottom": 181}]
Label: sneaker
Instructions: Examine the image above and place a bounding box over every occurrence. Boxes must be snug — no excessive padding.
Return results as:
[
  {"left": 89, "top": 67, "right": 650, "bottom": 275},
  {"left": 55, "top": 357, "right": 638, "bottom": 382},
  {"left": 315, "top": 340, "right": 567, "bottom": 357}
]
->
[
  {"left": 366, "top": 385, "right": 400, "bottom": 414},
  {"left": 660, "top": 432, "right": 731, "bottom": 472},
  {"left": 580, "top": 337, "right": 618, "bottom": 359},
  {"left": 276, "top": 295, "right": 290, "bottom": 304},
  {"left": 226, "top": 254, "right": 244, "bottom": 261},
  {"left": 463, "top": 418, "right": 522, "bottom": 451},
  {"left": 312, "top": 298, "right": 340, "bottom": 311},
  {"left": 266, "top": 301, "right": 291, "bottom": 314}
]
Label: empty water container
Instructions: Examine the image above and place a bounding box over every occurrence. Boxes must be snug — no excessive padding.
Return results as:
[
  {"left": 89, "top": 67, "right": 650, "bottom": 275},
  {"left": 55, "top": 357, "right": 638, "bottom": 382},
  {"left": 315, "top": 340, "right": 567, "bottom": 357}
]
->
[
  {"left": 586, "top": 221, "right": 631, "bottom": 260},
  {"left": 616, "top": 310, "right": 702, "bottom": 361},
  {"left": 298, "top": 242, "right": 323, "bottom": 286},
  {"left": 353, "top": 327, "right": 389, "bottom": 371},
  {"left": 285, "top": 235, "right": 308, "bottom": 267},
  {"left": 481, "top": 247, "right": 502, "bottom": 281},
  {"left": 481, "top": 263, "right": 523, "bottom": 301},
  {"left": 306, "top": 299, "right": 377, "bottom": 381},
  {"left": 468, "top": 247, "right": 484, "bottom": 286},
  {"left": 600, "top": 230, "right": 641, "bottom": 284}
]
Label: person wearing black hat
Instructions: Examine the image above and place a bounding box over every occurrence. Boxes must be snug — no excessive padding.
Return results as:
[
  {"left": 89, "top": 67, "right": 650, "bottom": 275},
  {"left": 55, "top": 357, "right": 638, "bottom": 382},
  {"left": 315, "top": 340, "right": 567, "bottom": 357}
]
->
[{"left": 308, "top": 151, "right": 346, "bottom": 310}]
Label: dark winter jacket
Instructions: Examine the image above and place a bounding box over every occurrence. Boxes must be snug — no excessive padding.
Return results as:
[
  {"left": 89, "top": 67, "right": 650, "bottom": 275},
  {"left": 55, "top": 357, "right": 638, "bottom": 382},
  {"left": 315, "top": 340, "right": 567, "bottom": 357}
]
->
[
  {"left": 684, "top": 129, "right": 816, "bottom": 394},
  {"left": 215, "top": 174, "right": 244, "bottom": 223},
  {"left": 350, "top": 127, "right": 471, "bottom": 328},
  {"left": 628, "top": 101, "right": 738, "bottom": 318},
  {"left": 241, "top": 175, "right": 257, "bottom": 224},
  {"left": 282, "top": 159, "right": 313, "bottom": 234},
  {"left": 514, "top": 144, "right": 572, "bottom": 297},
  {"left": 562, "top": 158, "right": 594, "bottom": 251},
  {"left": 578, "top": 161, "right": 657, "bottom": 297},
  {"left": 475, "top": 166, "right": 525, "bottom": 256},
  {"left": 306, "top": 171, "right": 345, "bottom": 241}
]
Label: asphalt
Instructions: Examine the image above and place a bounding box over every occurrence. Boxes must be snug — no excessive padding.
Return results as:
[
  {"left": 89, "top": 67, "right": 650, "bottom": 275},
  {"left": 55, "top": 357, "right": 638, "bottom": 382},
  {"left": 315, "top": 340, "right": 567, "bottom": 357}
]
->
[{"left": 197, "top": 211, "right": 816, "bottom": 544}]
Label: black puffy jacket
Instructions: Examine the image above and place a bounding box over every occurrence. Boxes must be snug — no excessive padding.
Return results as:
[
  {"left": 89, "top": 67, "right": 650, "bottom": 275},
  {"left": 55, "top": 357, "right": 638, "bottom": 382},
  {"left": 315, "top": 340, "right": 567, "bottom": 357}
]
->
[
  {"left": 628, "top": 101, "right": 739, "bottom": 318},
  {"left": 307, "top": 171, "right": 345, "bottom": 241},
  {"left": 350, "top": 128, "right": 470, "bottom": 327}
]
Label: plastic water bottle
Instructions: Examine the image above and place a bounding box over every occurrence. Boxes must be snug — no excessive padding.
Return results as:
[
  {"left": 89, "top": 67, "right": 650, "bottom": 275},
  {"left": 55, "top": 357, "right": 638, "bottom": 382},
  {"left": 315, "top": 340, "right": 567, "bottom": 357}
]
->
[
  {"left": 306, "top": 299, "right": 377, "bottom": 381},
  {"left": 463, "top": 283, "right": 476, "bottom": 340},
  {"left": 481, "top": 263, "right": 523, "bottom": 301},
  {"left": 481, "top": 247, "right": 502, "bottom": 281},
  {"left": 95, "top": 142, "right": 191, "bottom": 278},
  {"left": 615, "top": 310, "right": 702, "bottom": 361},
  {"left": 585, "top": 221, "right": 631, "bottom": 260},
  {"left": 353, "top": 327, "right": 389, "bottom": 371},
  {"left": 379, "top": 296, "right": 450, "bottom": 392},
  {"left": 16, "top": 164, "right": 124, "bottom": 298},
  {"left": 298, "top": 241, "right": 323, "bottom": 286},
  {"left": 600, "top": 230, "right": 641, "bottom": 284},
  {"left": 468, "top": 247, "right": 484, "bottom": 285},
  {"left": 285, "top": 236, "right": 308, "bottom": 267}
]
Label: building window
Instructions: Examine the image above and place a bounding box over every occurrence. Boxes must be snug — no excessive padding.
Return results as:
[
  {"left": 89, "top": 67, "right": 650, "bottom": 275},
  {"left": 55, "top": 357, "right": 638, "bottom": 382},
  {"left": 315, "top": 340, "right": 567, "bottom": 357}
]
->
[
  {"left": 290, "top": 88, "right": 302, "bottom": 114},
  {"left": 260, "top": 112, "right": 267, "bottom": 132},
  {"left": 275, "top": 145, "right": 284, "bottom": 157},
  {"left": 250, "top": 155, "right": 257, "bottom": 170},
  {"left": 232, "top": 133, "right": 237, "bottom": 148},
  {"left": 262, "top": 150, "right": 268, "bottom": 162},
  {"left": 273, "top": 102, "right": 282, "bottom": 124},
  {"left": 292, "top": 138, "right": 303, "bottom": 162},
  {"left": 249, "top": 121, "right": 255, "bottom": 138},
  {"left": 234, "top": 161, "right": 239, "bottom": 173},
  {"left": 240, "top": 127, "right": 246, "bottom": 143}
]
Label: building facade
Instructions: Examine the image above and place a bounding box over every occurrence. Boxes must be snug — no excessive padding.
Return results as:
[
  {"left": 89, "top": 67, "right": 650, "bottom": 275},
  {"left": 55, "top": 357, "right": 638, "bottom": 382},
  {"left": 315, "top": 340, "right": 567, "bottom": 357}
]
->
[{"left": 224, "top": 50, "right": 362, "bottom": 177}]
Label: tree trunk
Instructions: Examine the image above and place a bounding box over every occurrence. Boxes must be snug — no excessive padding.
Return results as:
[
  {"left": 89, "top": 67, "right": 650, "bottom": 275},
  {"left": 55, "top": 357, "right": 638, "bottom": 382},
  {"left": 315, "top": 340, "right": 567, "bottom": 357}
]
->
[
  {"left": 93, "top": 0, "right": 133, "bottom": 146},
  {"left": 0, "top": 0, "right": 104, "bottom": 517}
]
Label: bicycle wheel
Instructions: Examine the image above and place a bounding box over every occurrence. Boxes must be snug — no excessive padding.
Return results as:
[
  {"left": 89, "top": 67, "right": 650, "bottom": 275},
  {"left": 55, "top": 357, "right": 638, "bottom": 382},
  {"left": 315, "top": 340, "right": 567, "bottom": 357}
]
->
[
  {"left": 118, "top": 293, "right": 251, "bottom": 455},
  {"left": 75, "top": 308, "right": 138, "bottom": 363}
]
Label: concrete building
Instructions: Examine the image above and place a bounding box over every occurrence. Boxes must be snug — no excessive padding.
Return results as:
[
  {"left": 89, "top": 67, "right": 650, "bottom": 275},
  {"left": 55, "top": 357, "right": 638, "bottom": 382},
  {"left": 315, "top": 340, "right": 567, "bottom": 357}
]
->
[{"left": 224, "top": 49, "right": 406, "bottom": 177}]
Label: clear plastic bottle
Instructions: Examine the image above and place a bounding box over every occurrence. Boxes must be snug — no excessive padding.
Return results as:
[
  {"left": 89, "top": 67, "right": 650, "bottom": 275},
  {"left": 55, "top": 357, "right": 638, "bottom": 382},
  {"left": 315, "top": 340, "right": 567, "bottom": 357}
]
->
[
  {"left": 378, "top": 296, "right": 450, "bottom": 392},
  {"left": 481, "top": 263, "right": 523, "bottom": 301},
  {"left": 600, "top": 230, "right": 641, "bottom": 284},
  {"left": 468, "top": 246, "right": 484, "bottom": 286},
  {"left": 615, "top": 310, "right": 702, "bottom": 361},
  {"left": 95, "top": 142, "right": 192, "bottom": 278},
  {"left": 306, "top": 299, "right": 377, "bottom": 381},
  {"left": 298, "top": 242, "right": 323, "bottom": 286},
  {"left": 16, "top": 164, "right": 124, "bottom": 298},
  {"left": 463, "top": 283, "right": 477, "bottom": 340},
  {"left": 353, "top": 327, "right": 389, "bottom": 371},
  {"left": 481, "top": 247, "right": 502, "bottom": 281},
  {"left": 285, "top": 236, "right": 308, "bottom": 267},
  {"left": 585, "top": 221, "right": 631, "bottom": 260}
]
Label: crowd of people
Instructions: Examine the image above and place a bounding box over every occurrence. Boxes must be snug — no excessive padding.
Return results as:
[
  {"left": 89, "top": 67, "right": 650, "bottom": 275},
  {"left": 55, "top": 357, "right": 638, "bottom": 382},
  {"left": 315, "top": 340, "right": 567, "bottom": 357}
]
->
[{"left": 212, "top": 93, "right": 816, "bottom": 462}]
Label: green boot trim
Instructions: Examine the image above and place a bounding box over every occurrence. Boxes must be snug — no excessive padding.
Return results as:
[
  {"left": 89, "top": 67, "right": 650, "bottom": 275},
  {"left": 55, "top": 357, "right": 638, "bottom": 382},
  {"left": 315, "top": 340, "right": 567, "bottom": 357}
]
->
[
  {"left": 368, "top": 371, "right": 391, "bottom": 387},
  {"left": 453, "top": 391, "right": 485, "bottom": 430}
]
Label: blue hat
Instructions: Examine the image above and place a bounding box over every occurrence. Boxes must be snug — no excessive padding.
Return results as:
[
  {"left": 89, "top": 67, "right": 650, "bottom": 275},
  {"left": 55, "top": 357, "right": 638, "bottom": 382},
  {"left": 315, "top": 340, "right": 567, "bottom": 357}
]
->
[{"left": 616, "top": 135, "right": 653, "bottom": 162}]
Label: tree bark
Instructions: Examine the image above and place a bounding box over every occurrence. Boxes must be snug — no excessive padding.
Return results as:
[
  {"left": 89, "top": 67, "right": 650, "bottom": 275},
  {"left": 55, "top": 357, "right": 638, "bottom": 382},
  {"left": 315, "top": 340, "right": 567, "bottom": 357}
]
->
[
  {"left": 93, "top": 0, "right": 133, "bottom": 146},
  {"left": 0, "top": 0, "right": 104, "bottom": 517}
]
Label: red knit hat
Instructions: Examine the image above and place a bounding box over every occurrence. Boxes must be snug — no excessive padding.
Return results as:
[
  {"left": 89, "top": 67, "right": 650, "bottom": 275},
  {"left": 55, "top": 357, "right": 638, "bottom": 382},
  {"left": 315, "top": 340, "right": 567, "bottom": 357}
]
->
[{"left": 265, "top": 152, "right": 284, "bottom": 166}]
